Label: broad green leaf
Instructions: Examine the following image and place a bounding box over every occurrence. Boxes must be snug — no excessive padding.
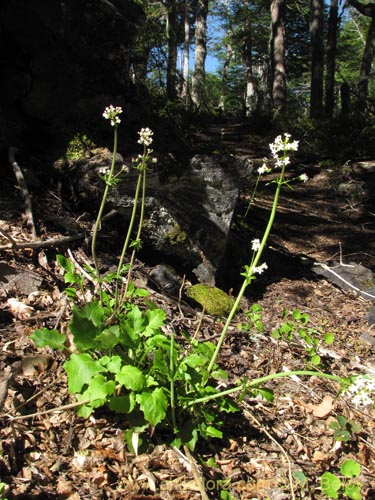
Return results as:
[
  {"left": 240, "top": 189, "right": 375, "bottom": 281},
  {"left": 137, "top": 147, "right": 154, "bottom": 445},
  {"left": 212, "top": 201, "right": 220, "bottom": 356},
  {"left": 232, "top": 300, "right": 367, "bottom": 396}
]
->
[
  {"left": 293, "top": 470, "right": 307, "bottom": 487},
  {"left": 116, "top": 366, "right": 145, "bottom": 391},
  {"left": 95, "top": 325, "right": 121, "bottom": 350},
  {"left": 69, "top": 302, "right": 104, "bottom": 350},
  {"left": 311, "top": 354, "right": 321, "bottom": 366},
  {"left": 81, "top": 375, "right": 116, "bottom": 407},
  {"left": 143, "top": 308, "right": 166, "bottom": 336},
  {"left": 101, "top": 355, "right": 122, "bottom": 373},
  {"left": 205, "top": 425, "right": 223, "bottom": 439},
  {"left": 344, "top": 483, "right": 362, "bottom": 500},
  {"left": 340, "top": 459, "right": 361, "bottom": 479},
  {"left": 324, "top": 332, "right": 335, "bottom": 345},
  {"left": 333, "top": 429, "right": 351, "bottom": 442},
  {"left": 31, "top": 328, "right": 67, "bottom": 349},
  {"left": 321, "top": 472, "right": 341, "bottom": 499},
  {"left": 135, "top": 288, "right": 149, "bottom": 297},
  {"left": 109, "top": 394, "right": 136, "bottom": 413},
  {"left": 137, "top": 388, "right": 168, "bottom": 427},
  {"left": 63, "top": 353, "right": 104, "bottom": 394},
  {"left": 64, "top": 271, "right": 80, "bottom": 284},
  {"left": 56, "top": 254, "right": 75, "bottom": 273}
]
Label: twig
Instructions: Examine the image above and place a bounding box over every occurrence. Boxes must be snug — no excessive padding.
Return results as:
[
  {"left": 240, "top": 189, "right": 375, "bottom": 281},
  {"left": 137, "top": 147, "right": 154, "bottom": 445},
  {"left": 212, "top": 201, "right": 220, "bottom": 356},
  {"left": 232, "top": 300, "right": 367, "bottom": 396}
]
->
[
  {"left": 314, "top": 262, "right": 375, "bottom": 300},
  {"left": 182, "top": 445, "right": 210, "bottom": 500},
  {"left": 0, "top": 232, "right": 85, "bottom": 251},
  {"left": 3, "top": 398, "right": 90, "bottom": 421},
  {"left": 243, "top": 403, "right": 296, "bottom": 500},
  {"left": 8, "top": 147, "right": 37, "bottom": 239}
]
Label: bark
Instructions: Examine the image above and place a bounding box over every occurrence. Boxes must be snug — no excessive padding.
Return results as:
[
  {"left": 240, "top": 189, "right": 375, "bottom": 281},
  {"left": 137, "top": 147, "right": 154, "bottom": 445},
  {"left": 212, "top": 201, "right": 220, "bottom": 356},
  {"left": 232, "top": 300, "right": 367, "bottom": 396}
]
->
[
  {"left": 218, "top": 40, "right": 233, "bottom": 112},
  {"left": 166, "top": 0, "right": 178, "bottom": 100},
  {"left": 310, "top": 0, "right": 325, "bottom": 119},
  {"left": 348, "top": 0, "right": 375, "bottom": 113},
  {"left": 270, "top": 0, "right": 286, "bottom": 109},
  {"left": 325, "top": 0, "right": 339, "bottom": 118},
  {"left": 181, "top": 0, "right": 190, "bottom": 104},
  {"left": 191, "top": 0, "right": 209, "bottom": 107}
]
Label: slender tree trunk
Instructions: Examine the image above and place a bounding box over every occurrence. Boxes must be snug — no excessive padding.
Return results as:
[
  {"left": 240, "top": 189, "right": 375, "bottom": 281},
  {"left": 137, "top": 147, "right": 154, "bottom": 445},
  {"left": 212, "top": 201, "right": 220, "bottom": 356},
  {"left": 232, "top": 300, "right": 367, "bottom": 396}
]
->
[
  {"left": 191, "top": 0, "right": 209, "bottom": 107},
  {"left": 325, "top": 0, "right": 339, "bottom": 118},
  {"left": 181, "top": 0, "right": 190, "bottom": 104},
  {"left": 270, "top": 0, "right": 286, "bottom": 109},
  {"left": 243, "top": 21, "right": 256, "bottom": 117},
  {"left": 358, "top": 15, "right": 375, "bottom": 113},
  {"left": 310, "top": 0, "right": 325, "bottom": 119},
  {"left": 166, "top": 0, "right": 178, "bottom": 100},
  {"left": 348, "top": 0, "right": 375, "bottom": 114},
  {"left": 218, "top": 40, "right": 233, "bottom": 112}
]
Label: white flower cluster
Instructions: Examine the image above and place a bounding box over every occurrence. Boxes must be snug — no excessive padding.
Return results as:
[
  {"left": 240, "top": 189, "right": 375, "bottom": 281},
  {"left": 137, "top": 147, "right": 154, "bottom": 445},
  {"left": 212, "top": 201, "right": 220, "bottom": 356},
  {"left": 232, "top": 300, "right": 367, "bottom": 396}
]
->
[
  {"left": 253, "top": 262, "right": 268, "bottom": 274},
  {"left": 251, "top": 239, "right": 261, "bottom": 252},
  {"left": 103, "top": 105, "right": 123, "bottom": 127},
  {"left": 257, "top": 163, "right": 271, "bottom": 175},
  {"left": 299, "top": 173, "right": 309, "bottom": 182},
  {"left": 345, "top": 375, "right": 375, "bottom": 408},
  {"left": 269, "top": 133, "right": 299, "bottom": 169},
  {"left": 138, "top": 127, "right": 154, "bottom": 146}
]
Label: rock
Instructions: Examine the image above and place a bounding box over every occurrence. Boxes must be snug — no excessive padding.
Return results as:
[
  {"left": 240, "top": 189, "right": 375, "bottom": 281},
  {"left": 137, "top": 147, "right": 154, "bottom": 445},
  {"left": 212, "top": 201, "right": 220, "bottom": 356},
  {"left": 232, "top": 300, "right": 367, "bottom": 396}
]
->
[
  {"left": 186, "top": 284, "right": 235, "bottom": 316},
  {"left": 68, "top": 150, "right": 254, "bottom": 283}
]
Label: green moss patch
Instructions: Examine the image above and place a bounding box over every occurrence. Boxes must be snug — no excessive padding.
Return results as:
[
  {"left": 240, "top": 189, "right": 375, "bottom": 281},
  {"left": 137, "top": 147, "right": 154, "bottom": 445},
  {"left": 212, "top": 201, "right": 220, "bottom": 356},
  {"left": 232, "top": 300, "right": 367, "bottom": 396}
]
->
[{"left": 186, "top": 284, "right": 235, "bottom": 316}]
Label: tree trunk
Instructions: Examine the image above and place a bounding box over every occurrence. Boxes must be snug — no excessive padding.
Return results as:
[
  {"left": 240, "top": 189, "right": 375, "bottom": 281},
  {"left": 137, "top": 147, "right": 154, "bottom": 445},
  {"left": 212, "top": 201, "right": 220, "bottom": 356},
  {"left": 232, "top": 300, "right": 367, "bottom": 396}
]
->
[
  {"left": 191, "top": 0, "right": 209, "bottom": 107},
  {"left": 181, "top": 0, "right": 190, "bottom": 105},
  {"left": 166, "top": 0, "right": 178, "bottom": 100},
  {"left": 310, "top": 0, "right": 325, "bottom": 119},
  {"left": 358, "top": 15, "right": 375, "bottom": 113},
  {"left": 270, "top": 0, "right": 286, "bottom": 109},
  {"left": 347, "top": 0, "right": 375, "bottom": 114},
  {"left": 218, "top": 40, "right": 233, "bottom": 112},
  {"left": 325, "top": 0, "right": 338, "bottom": 118}
]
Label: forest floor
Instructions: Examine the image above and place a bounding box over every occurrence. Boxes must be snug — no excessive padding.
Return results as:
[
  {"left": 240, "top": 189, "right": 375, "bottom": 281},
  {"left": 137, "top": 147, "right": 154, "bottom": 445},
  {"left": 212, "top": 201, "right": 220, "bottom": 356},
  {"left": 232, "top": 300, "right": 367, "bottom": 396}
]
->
[{"left": 1, "top": 123, "right": 375, "bottom": 499}]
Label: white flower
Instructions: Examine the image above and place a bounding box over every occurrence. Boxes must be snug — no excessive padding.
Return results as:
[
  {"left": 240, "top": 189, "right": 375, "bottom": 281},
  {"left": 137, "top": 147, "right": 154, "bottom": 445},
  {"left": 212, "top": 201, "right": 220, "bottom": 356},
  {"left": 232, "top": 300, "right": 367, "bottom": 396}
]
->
[
  {"left": 253, "top": 263, "right": 268, "bottom": 274},
  {"left": 251, "top": 239, "right": 261, "bottom": 251},
  {"left": 269, "top": 133, "right": 299, "bottom": 158},
  {"left": 98, "top": 166, "right": 110, "bottom": 175},
  {"left": 103, "top": 105, "right": 123, "bottom": 127},
  {"left": 345, "top": 375, "right": 375, "bottom": 408},
  {"left": 257, "top": 163, "right": 270, "bottom": 175},
  {"left": 299, "top": 173, "right": 309, "bottom": 182},
  {"left": 138, "top": 127, "right": 154, "bottom": 146}
]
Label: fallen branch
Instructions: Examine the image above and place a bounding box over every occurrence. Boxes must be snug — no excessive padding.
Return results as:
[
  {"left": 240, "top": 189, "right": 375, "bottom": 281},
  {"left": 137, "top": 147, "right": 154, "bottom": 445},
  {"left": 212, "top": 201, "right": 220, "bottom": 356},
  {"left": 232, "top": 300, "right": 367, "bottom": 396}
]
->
[
  {"left": 0, "top": 232, "right": 86, "bottom": 251},
  {"left": 8, "top": 147, "right": 37, "bottom": 239}
]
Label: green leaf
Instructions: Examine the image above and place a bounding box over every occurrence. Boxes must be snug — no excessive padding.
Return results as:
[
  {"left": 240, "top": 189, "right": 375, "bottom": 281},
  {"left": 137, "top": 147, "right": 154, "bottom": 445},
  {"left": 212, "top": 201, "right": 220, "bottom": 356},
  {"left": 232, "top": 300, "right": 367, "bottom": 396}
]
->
[
  {"left": 293, "top": 470, "right": 307, "bottom": 487},
  {"left": 109, "top": 394, "right": 136, "bottom": 413},
  {"left": 57, "top": 254, "right": 75, "bottom": 273},
  {"left": 344, "top": 483, "right": 362, "bottom": 500},
  {"left": 321, "top": 472, "right": 342, "bottom": 499},
  {"left": 31, "top": 328, "right": 67, "bottom": 349},
  {"left": 333, "top": 429, "right": 351, "bottom": 442},
  {"left": 116, "top": 366, "right": 146, "bottom": 391},
  {"left": 81, "top": 375, "right": 116, "bottom": 407},
  {"left": 137, "top": 388, "right": 168, "bottom": 427},
  {"left": 205, "top": 425, "right": 223, "bottom": 439},
  {"left": 64, "top": 271, "right": 80, "bottom": 284},
  {"left": 324, "top": 332, "right": 335, "bottom": 345},
  {"left": 69, "top": 302, "right": 104, "bottom": 350},
  {"left": 143, "top": 308, "right": 166, "bottom": 336},
  {"left": 95, "top": 325, "right": 121, "bottom": 350},
  {"left": 101, "top": 355, "right": 122, "bottom": 373},
  {"left": 340, "top": 459, "right": 361, "bottom": 479},
  {"left": 311, "top": 354, "right": 321, "bottom": 366},
  {"left": 63, "top": 353, "right": 104, "bottom": 394}
]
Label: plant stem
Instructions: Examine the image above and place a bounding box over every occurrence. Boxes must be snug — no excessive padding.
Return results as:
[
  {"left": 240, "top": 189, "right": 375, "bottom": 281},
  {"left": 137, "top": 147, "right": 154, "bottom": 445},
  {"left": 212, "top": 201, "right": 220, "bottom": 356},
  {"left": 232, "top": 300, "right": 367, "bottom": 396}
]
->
[
  {"left": 91, "top": 127, "right": 118, "bottom": 305},
  {"left": 170, "top": 328, "right": 177, "bottom": 431},
  {"left": 121, "top": 159, "right": 147, "bottom": 301},
  {"left": 190, "top": 371, "right": 343, "bottom": 406},
  {"left": 114, "top": 167, "right": 143, "bottom": 309},
  {"left": 206, "top": 162, "right": 287, "bottom": 378}
]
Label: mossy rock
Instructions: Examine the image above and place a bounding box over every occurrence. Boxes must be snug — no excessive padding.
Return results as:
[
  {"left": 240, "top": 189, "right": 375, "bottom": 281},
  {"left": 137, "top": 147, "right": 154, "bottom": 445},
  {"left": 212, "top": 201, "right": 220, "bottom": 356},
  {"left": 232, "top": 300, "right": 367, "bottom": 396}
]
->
[{"left": 186, "top": 284, "right": 235, "bottom": 316}]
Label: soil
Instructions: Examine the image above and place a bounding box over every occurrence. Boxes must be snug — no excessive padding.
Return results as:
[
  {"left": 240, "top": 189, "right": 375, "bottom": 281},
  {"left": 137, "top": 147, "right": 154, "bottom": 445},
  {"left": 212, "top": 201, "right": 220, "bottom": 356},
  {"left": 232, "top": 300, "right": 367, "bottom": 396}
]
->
[{"left": 1, "top": 124, "right": 375, "bottom": 500}]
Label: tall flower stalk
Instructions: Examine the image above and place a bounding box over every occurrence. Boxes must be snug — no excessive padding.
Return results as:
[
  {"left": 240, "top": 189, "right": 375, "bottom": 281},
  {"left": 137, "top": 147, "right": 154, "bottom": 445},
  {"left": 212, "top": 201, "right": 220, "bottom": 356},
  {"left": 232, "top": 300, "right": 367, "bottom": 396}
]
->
[
  {"left": 206, "top": 133, "right": 300, "bottom": 378},
  {"left": 92, "top": 105, "right": 123, "bottom": 305}
]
